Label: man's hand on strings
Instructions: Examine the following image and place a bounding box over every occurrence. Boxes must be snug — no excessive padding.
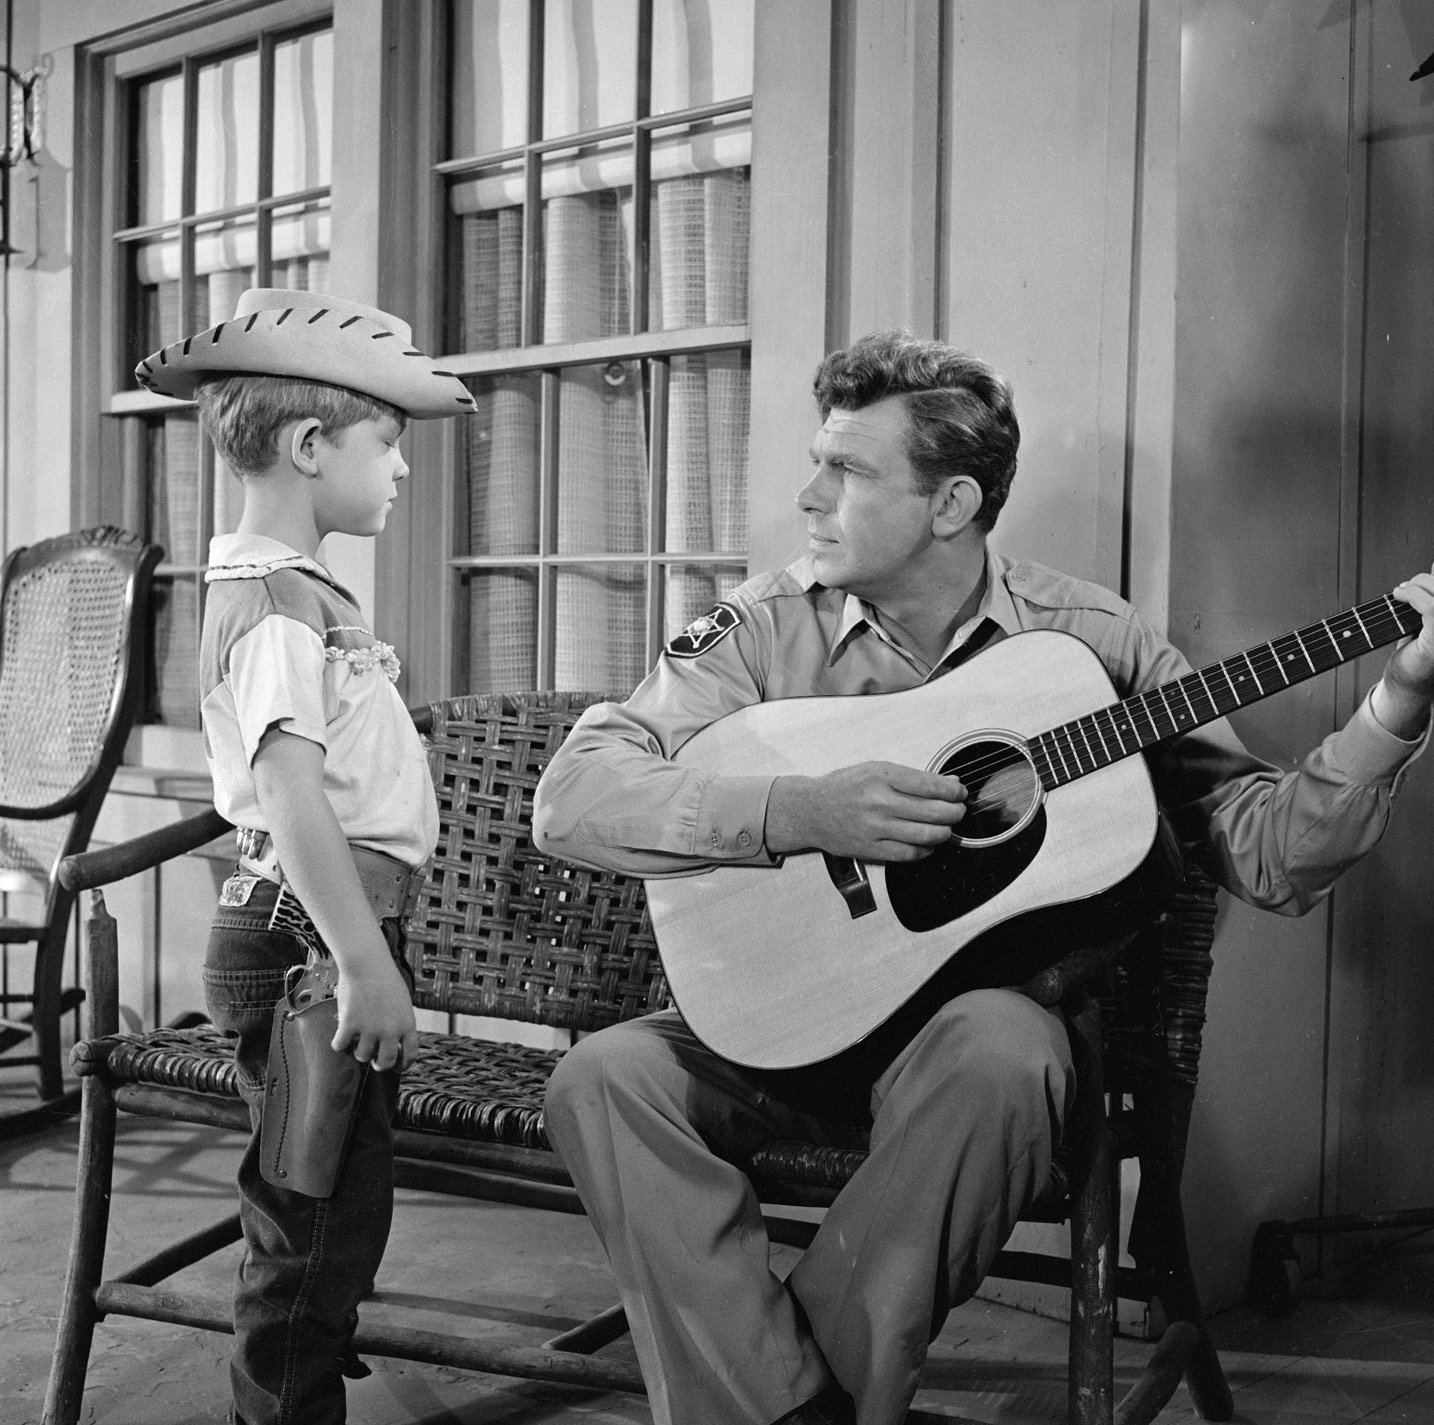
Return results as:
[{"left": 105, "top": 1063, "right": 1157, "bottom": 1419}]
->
[{"left": 765, "top": 762, "right": 967, "bottom": 862}]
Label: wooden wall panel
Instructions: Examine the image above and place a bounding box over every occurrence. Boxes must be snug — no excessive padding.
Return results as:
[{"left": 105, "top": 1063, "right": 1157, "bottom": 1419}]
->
[
  {"left": 1166, "top": 1, "right": 1356, "bottom": 1305},
  {"left": 1325, "top": 0, "right": 1434, "bottom": 1240},
  {"left": 936, "top": 0, "right": 1140, "bottom": 588}
]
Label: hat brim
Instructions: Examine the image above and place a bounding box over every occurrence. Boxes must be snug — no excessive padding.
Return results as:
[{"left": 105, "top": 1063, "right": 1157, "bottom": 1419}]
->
[{"left": 135, "top": 304, "right": 476, "bottom": 420}]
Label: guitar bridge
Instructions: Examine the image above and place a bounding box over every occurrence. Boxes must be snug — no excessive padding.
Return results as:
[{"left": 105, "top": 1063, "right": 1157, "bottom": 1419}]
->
[{"left": 823, "top": 853, "right": 877, "bottom": 919}]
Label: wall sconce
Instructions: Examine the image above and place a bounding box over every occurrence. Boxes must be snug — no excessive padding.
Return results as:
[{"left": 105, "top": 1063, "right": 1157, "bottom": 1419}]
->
[{"left": 1, "top": 61, "right": 43, "bottom": 259}]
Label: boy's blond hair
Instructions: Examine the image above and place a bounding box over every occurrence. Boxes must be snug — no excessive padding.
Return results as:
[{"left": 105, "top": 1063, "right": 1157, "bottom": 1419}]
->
[{"left": 194, "top": 373, "right": 406, "bottom": 476}]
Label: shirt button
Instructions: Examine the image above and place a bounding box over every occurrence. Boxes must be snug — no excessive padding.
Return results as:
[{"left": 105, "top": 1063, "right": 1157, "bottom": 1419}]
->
[
  {"left": 737, "top": 830, "right": 752, "bottom": 847},
  {"left": 709, "top": 831, "right": 722, "bottom": 846}
]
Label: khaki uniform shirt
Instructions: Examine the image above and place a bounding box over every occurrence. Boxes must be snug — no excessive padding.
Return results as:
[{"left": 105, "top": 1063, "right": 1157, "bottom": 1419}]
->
[{"left": 534, "top": 548, "right": 1423, "bottom": 914}]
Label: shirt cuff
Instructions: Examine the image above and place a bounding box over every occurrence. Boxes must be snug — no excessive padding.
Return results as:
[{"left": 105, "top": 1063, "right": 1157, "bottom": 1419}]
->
[
  {"left": 1327, "top": 688, "right": 1429, "bottom": 786},
  {"left": 695, "top": 774, "right": 780, "bottom": 865}
]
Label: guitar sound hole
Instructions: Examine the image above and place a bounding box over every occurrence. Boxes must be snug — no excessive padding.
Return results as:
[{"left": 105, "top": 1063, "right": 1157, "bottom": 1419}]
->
[{"left": 937, "top": 737, "right": 1041, "bottom": 846}]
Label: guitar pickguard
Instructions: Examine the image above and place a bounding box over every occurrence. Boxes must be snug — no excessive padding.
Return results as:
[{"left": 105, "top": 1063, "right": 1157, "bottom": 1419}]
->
[{"left": 886, "top": 808, "right": 1047, "bottom": 932}]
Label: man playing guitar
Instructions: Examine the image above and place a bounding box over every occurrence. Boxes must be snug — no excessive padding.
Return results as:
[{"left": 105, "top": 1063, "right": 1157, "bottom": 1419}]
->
[{"left": 533, "top": 331, "right": 1434, "bottom": 1425}]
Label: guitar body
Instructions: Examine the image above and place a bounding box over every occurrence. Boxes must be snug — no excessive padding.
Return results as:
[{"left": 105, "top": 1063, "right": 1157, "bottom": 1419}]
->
[{"left": 645, "top": 629, "right": 1160, "bottom": 1069}]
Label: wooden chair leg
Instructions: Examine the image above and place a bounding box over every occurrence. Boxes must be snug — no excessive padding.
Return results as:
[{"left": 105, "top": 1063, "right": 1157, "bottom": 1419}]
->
[
  {"left": 42, "top": 1071, "right": 118, "bottom": 1425},
  {"left": 32, "top": 910, "right": 72, "bottom": 1103},
  {"left": 1066, "top": 995, "right": 1116, "bottom": 1425},
  {"left": 1124, "top": 1082, "right": 1234, "bottom": 1424},
  {"left": 43, "top": 889, "right": 122, "bottom": 1425}
]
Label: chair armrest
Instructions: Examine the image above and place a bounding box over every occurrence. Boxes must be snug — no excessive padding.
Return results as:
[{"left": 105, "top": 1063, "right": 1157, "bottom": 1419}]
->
[{"left": 59, "top": 808, "right": 233, "bottom": 892}]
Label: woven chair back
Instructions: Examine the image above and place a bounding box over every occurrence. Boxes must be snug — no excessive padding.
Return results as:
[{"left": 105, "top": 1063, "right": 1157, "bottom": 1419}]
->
[
  {"left": 405, "top": 691, "right": 670, "bottom": 1030},
  {"left": 0, "top": 528, "right": 159, "bottom": 886}
]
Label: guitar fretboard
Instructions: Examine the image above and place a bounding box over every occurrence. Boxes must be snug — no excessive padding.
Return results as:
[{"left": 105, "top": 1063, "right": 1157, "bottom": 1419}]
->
[{"left": 1029, "top": 594, "right": 1422, "bottom": 791}]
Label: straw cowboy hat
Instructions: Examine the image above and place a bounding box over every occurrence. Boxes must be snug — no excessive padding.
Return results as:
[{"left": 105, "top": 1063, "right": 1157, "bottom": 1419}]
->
[{"left": 135, "top": 287, "right": 477, "bottom": 419}]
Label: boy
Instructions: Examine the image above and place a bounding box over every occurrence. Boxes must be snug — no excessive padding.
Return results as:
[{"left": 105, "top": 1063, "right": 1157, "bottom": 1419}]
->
[{"left": 138, "top": 287, "right": 475, "bottom": 1425}]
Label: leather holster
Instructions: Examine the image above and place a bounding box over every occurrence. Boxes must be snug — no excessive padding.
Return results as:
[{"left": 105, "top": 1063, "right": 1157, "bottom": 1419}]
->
[{"left": 259, "top": 956, "right": 369, "bottom": 1198}]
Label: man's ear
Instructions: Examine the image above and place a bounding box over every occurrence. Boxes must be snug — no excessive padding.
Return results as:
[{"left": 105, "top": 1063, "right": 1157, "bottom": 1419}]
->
[
  {"left": 932, "top": 476, "right": 983, "bottom": 537},
  {"left": 290, "top": 418, "right": 325, "bottom": 477}
]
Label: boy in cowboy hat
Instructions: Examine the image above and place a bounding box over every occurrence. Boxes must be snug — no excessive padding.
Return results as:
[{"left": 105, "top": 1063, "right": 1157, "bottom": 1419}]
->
[{"left": 139, "top": 288, "right": 474, "bottom": 1425}]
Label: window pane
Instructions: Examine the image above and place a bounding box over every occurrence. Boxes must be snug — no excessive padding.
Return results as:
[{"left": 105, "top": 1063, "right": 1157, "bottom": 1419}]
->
[
  {"left": 462, "top": 373, "right": 542, "bottom": 558},
  {"left": 665, "top": 562, "right": 745, "bottom": 641},
  {"left": 270, "top": 199, "right": 331, "bottom": 291},
  {"left": 543, "top": 0, "right": 637, "bottom": 138},
  {"left": 194, "top": 215, "right": 256, "bottom": 326},
  {"left": 648, "top": 117, "right": 750, "bottom": 330},
  {"left": 449, "top": 0, "right": 529, "bottom": 157},
  {"left": 273, "top": 28, "right": 333, "bottom": 194},
  {"left": 195, "top": 49, "right": 260, "bottom": 213},
  {"left": 464, "top": 569, "right": 539, "bottom": 693},
  {"left": 450, "top": 158, "right": 526, "bottom": 351},
  {"left": 132, "top": 69, "right": 184, "bottom": 227},
  {"left": 150, "top": 576, "right": 201, "bottom": 727},
  {"left": 665, "top": 350, "right": 748, "bottom": 554},
  {"left": 541, "top": 139, "right": 633, "bottom": 342},
  {"left": 125, "top": 234, "right": 185, "bottom": 373},
  {"left": 556, "top": 362, "right": 647, "bottom": 555},
  {"left": 555, "top": 563, "right": 647, "bottom": 693},
  {"left": 651, "top": 0, "right": 754, "bottom": 115},
  {"left": 149, "top": 413, "right": 202, "bottom": 568}
]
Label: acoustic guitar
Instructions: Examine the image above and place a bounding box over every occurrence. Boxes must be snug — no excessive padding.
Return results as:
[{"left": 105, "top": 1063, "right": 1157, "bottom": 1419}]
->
[{"left": 644, "top": 592, "right": 1422, "bottom": 1070}]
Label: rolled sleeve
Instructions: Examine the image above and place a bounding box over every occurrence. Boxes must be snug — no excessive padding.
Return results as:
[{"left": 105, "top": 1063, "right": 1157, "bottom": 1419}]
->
[
  {"left": 533, "top": 597, "right": 783, "bottom": 877},
  {"left": 227, "top": 616, "right": 329, "bottom": 765}
]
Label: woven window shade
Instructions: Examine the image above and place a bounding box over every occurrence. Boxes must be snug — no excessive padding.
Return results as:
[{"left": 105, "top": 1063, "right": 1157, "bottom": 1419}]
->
[{"left": 459, "top": 169, "right": 750, "bottom": 695}]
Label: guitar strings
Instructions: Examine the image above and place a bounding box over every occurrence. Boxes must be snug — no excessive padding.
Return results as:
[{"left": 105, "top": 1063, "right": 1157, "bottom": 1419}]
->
[{"left": 915, "top": 596, "right": 1414, "bottom": 806}]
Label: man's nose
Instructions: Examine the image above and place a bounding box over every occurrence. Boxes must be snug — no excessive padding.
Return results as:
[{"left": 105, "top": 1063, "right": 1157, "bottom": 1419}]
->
[
  {"left": 798, "top": 468, "right": 830, "bottom": 512},
  {"left": 395, "top": 453, "right": 410, "bottom": 481}
]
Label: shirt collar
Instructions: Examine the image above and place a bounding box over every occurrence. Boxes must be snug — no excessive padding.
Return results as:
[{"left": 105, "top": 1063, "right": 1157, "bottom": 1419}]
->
[
  {"left": 814, "top": 545, "right": 1019, "bottom": 670},
  {"left": 205, "top": 533, "right": 357, "bottom": 604}
]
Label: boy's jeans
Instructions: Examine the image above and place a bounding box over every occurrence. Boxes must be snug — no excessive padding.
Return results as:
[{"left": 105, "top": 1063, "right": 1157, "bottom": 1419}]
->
[{"left": 204, "top": 874, "right": 406, "bottom": 1425}]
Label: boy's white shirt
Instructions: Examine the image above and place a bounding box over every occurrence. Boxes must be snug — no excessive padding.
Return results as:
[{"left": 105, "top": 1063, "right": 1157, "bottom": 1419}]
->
[{"left": 200, "top": 532, "right": 438, "bottom": 869}]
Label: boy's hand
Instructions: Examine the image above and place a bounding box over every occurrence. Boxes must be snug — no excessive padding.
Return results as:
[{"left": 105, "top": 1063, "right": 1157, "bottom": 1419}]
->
[{"left": 331, "top": 953, "right": 417, "bottom": 1073}]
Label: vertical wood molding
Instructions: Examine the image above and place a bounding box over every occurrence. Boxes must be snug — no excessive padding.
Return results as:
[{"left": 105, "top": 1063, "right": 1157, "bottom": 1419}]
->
[
  {"left": 1125, "top": 0, "right": 1181, "bottom": 633},
  {"left": 1093, "top": 0, "right": 1143, "bottom": 600},
  {"left": 326, "top": 0, "right": 392, "bottom": 621},
  {"left": 841, "top": 0, "right": 940, "bottom": 342},
  {"left": 747, "top": 0, "right": 833, "bottom": 575}
]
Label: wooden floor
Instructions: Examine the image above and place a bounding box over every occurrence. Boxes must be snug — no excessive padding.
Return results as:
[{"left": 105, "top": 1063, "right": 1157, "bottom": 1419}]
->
[{"left": 4, "top": 1079, "right": 1434, "bottom": 1424}]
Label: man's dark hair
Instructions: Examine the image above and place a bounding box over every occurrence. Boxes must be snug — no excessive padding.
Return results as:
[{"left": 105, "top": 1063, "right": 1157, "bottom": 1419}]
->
[{"left": 813, "top": 331, "right": 1020, "bottom": 531}]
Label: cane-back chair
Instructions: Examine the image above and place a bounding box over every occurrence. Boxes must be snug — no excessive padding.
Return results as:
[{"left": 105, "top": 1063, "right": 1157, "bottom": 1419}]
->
[
  {"left": 47, "top": 691, "right": 1232, "bottom": 1425},
  {"left": 0, "top": 527, "right": 159, "bottom": 1128}
]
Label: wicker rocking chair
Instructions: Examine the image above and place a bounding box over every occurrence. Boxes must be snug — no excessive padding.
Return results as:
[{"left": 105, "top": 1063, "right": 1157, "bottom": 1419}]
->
[
  {"left": 0, "top": 526, "right": 160, "bottom": 1134},
  {"left": 46, "top": 691, "right": 1232, "bottom": 1425}
]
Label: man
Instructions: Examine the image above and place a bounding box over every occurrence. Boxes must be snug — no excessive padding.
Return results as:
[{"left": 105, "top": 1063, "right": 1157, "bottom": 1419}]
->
[{"left": 533, "top": 332, "right": 1434, "bottom": 1425}]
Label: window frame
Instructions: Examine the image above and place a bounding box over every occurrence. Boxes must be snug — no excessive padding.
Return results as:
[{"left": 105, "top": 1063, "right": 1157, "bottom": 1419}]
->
[
  {"left": 396, "top": 0, "right": 769, "bottom": 700},
  {"left": 74, "top": 0, "right": 337, "bottom": 762}
]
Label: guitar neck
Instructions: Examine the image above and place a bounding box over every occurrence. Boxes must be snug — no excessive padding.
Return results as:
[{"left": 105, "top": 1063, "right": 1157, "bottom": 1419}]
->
[{"left": 1031, "top": 593, "right": 1422, "bottom": 790}]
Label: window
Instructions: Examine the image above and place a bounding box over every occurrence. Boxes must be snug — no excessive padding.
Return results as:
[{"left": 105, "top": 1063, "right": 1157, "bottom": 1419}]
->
[
  {"left": 103, "top": 4, "right": 333, "bottom": 729},
  {"left": 436, "top": 0, "right": 755, "bottom": 694}
]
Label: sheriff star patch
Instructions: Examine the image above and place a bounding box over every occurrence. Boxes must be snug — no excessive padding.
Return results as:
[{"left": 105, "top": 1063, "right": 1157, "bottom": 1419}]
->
[{"left": 665, "top": 602, "right": 741, "bottom": 658}]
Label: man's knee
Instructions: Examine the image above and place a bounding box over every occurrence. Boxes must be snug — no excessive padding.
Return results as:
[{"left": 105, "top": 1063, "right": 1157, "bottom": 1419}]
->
[
  {"left": 543, "top": 1017, "right": 673, "bottom": 1143},
  {"left": 911, "top": 988, "right": 1073, "bottom": 1107}
]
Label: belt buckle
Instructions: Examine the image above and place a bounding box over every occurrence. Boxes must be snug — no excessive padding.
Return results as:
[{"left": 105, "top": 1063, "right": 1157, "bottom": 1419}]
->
[{"left": 236, "top": 827, "right": 268, "bottom": 860}]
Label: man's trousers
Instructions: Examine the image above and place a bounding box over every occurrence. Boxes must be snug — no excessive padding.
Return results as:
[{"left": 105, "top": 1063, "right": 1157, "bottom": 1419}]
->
[{"left": 543, "top": 987, "right": 1075, "bottom": 1425}]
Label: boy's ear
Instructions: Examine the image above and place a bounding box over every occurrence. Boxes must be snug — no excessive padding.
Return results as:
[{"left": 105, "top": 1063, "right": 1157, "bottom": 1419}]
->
[{"left": 290, "top": 418, "right": 325, "bottom": 477}]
